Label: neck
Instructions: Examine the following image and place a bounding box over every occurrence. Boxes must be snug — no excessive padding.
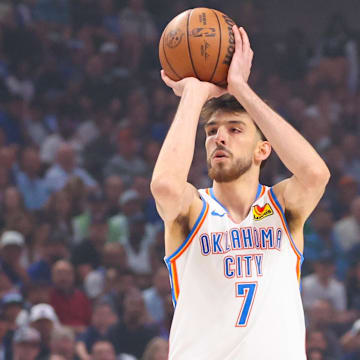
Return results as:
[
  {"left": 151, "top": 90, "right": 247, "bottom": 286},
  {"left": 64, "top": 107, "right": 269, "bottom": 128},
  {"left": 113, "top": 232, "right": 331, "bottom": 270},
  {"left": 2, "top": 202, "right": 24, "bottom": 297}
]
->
[{"left": 212, "top": 169, "right": 260, "bottom": 223}]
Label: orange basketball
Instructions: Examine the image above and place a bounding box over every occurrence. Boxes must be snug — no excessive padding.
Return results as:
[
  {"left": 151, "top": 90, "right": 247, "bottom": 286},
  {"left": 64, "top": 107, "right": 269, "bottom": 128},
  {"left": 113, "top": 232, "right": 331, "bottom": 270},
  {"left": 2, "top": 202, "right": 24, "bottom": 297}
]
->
[{"left": 159, "top": 8, "right": 237, "bottom": 86}]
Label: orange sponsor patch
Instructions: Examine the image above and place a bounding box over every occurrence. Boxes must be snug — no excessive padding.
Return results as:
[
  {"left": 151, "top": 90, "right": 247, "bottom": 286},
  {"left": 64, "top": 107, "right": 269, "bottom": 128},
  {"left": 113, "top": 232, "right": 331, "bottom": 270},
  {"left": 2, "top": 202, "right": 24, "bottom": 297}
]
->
[{"left": 252, "top": 203, "right": 273, "bottom": 221}]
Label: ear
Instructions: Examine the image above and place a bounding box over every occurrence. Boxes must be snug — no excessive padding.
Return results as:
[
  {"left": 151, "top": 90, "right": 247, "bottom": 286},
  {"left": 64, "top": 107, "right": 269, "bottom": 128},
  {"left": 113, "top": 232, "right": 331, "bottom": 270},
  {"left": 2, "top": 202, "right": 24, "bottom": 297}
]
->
[{"left": 254, "top": 141, "right": 271, "bottom": 164}]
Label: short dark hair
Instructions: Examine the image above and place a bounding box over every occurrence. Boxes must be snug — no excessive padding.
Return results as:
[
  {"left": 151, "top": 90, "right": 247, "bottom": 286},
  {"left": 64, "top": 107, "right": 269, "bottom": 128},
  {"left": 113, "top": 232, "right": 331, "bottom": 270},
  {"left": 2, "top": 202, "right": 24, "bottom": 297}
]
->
[{"left": 200, "top": 94, "right": 266, "bottom": 141}]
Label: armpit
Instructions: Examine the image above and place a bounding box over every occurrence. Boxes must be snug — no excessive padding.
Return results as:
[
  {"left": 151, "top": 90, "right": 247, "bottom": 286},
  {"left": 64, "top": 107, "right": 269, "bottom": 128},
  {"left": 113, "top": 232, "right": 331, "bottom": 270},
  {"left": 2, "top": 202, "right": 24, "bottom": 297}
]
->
[
  {"left": 285, "top": 208, "right": 303, "bottom": 233},
  {"left": 174, "top": 214, "right": 190, "bottom": 238}
]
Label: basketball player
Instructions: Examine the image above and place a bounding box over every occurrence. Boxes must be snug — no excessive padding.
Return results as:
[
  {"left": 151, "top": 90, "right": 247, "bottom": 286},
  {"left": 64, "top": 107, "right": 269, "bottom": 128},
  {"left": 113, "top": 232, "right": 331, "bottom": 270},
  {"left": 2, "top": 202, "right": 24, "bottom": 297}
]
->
[{"left": 151, "top": 25, "right": 330, "bottom": 359}]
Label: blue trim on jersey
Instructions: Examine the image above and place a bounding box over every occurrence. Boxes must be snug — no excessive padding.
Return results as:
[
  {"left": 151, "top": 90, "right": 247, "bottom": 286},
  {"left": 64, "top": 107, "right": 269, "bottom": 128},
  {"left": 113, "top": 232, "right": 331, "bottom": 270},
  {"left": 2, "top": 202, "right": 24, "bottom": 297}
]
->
[
  {"left": 164, "top": 196, "right": 207, "bottom": 262},
  {"left": 209, "top": 187, "right": 228, "bottom": 212},
  {"left": 164, "top": 258, "right": 177, "bottom": 307},
  {"left": 163, "top": 195, "right": 207, "bottom": 308},
  {"left": 254, "top": 183, "right": 263, "bottom": 201},
  {"left": 269, "top": 187, "right": 303, "bottom": 259},
  {"left": 299, "top": 256, "right": 304, "bottom": 291}
]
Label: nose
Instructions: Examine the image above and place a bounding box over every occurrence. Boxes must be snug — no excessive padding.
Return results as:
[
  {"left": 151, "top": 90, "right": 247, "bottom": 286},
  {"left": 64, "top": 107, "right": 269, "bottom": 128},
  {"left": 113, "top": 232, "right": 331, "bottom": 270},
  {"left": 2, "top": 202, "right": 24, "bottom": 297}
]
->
[{"left": 214, "top": 126, "right": 227, "bottom": 145}]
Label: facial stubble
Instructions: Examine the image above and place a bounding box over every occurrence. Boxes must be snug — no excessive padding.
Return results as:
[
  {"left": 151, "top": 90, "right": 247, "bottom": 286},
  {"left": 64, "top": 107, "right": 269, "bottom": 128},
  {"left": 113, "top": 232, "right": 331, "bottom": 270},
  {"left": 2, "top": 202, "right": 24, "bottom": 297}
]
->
[{"left": 207, "top": 154, "right": 253, "bottom": 183}]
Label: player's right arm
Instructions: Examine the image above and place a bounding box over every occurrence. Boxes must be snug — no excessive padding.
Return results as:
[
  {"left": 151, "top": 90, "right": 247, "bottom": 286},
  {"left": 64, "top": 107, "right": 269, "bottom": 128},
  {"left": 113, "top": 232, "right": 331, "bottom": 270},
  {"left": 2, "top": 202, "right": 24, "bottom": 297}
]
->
[{"left": 151, "top": 72, "right": 224, "bottom": 255}]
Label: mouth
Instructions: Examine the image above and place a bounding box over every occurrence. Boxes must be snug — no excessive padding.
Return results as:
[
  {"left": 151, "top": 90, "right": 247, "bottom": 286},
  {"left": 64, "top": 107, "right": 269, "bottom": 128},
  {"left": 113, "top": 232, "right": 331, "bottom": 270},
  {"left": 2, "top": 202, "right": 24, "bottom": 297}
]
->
[{"left": 212, "top": 149, "right": 230, "bottom": 160}]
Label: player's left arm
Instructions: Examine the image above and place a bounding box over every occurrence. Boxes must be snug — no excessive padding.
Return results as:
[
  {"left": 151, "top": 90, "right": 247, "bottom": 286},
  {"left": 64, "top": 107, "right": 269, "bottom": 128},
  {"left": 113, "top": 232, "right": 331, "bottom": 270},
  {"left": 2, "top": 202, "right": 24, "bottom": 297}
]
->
[{"left": 228, "top": 26, "right": 330, "bottom": 251}]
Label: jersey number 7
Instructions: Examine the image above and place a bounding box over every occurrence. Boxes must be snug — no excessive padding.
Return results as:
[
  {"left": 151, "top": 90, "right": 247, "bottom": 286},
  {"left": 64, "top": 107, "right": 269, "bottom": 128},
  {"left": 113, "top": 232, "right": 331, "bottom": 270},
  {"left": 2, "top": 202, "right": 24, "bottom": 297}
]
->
[{"left": 235, "top": 282, "right": 258, "bottom": 327}]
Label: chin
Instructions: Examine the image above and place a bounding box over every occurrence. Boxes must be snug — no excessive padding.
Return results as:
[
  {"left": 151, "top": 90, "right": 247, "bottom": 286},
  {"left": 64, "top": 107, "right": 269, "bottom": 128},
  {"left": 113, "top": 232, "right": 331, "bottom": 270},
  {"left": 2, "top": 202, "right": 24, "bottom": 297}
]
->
[{"left": 207, "top": 158, "right": 252, "bottom": 183}]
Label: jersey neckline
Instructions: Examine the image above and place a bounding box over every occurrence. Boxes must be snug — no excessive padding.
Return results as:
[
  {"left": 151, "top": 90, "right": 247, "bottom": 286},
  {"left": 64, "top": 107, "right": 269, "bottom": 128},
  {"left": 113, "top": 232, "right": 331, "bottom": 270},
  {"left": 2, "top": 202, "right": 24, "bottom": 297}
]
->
[{"left": 207, "top": 184, "right": 266, "bottom": 225}]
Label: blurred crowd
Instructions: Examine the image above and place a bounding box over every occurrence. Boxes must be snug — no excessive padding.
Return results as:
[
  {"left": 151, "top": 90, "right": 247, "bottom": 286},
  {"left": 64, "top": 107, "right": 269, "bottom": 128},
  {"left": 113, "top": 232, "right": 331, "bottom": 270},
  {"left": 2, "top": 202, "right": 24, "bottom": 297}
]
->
[{"left": 0, "top": 0, "right": 359, "bottom": 359}]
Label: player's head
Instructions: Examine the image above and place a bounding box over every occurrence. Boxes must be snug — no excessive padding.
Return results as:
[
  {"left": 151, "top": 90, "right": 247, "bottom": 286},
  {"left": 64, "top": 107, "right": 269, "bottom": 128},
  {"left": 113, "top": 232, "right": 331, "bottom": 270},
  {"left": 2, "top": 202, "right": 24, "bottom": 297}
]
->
[{"left": 201, "top": 94, "right": 271, "bottom": 183}]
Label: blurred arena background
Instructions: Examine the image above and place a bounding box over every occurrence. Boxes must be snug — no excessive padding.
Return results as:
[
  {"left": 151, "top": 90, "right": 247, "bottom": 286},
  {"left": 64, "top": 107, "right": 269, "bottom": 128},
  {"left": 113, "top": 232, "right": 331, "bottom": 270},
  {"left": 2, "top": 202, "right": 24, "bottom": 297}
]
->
[{"left": 0, "top": 0, "right": 359, "bottom": 359}]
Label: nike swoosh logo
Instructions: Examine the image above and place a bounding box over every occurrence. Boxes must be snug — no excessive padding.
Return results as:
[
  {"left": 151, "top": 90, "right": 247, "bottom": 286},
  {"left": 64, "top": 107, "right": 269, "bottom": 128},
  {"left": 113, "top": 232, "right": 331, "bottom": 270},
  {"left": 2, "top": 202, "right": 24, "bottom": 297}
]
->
[{"left": 211, "top": 210, "right": 226, "bottom": 217}]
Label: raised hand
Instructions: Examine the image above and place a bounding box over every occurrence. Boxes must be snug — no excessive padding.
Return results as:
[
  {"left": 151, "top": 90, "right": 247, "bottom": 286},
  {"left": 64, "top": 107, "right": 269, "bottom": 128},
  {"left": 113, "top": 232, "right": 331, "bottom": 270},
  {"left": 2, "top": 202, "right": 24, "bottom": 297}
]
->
[
  {"left": 161, "top": 70, "right": 226, "bottom": 100},
  {"left": 227, "top": 26, "right": 254, "bottom": 94}
]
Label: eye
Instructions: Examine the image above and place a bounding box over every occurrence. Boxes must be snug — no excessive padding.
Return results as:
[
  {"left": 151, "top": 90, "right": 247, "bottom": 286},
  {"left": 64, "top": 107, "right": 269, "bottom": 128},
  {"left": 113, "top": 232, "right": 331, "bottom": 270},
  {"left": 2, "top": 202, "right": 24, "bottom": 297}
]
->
[
  {"left": 207, "top": 128, "right": 217, "bottom": 136},
  {"left": 231, "top": 128, "right": 241, "bottom": 133}
]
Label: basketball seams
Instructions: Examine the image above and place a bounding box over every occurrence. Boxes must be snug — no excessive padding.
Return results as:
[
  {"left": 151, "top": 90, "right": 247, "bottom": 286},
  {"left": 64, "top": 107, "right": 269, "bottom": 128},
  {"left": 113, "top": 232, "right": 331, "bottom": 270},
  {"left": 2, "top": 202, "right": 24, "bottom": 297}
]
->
[
  {"left": 161, "top": 25, "right": 182, "bottom": 81},
  {"left": 186, "top": 9, "right": 199, "bottom": 79},
  {"left": 209, "top": 10, "right": 222, "bottom": 83},
  {"left": 159, "top": 8, "right": 234, "bottom": 85}
]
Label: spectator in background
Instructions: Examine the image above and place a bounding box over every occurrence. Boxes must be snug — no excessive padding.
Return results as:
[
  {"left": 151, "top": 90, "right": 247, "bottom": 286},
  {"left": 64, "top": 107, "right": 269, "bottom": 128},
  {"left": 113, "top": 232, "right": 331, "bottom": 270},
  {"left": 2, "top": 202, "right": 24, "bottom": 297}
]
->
[
  {"left": 99, "top": 0, "right": 121, "bottom": 36},
  {"left": 341, "top": 134, "right": 360, "bottom": 183},
  {"left": 309, "top": 14, "right": 358, "bottom": 92},
  {"left": 5, "top": 60, "right": 34, "bottom": 102},
  {"left": 47, "top": 326, "right": 76, "bottom": 360},
  {"left": 0, "top": 314, "right": 9, "bottom": 358},
  {"left": 143, "top": 267, "right": 170, "bottom": 324},
  {"left": 132, "top": 175, "right": 161, "bottom": 225},
  {"left": 28, "top": 232, "right": 69, "bottom": 284},
  {"left": 0, "top": 96, "right": 25, "bottom": 145},
  {"left": 107, "top": 287, "right": 158, "bottom": 359},
  {"left": 306, "top": 329, "right": 336, "bottom": 360},
  {"left": 304, "top": 207, "right": 347, "bottom": 279},
  {"left": 346, "top": 260, "right": 360, "bottom": 313},
  {"left": 0, "top": 269, "right": 17, "bottom": 300},
  {"left": 118, "top": 0, "right": 158, "bottom": 70},
  {"left": 341, "top": 318, "right": 360, "bottom": 360},
  {"left": 71, "top": 215, "right": 109, "bottom": 279},
  {"left": 14, "top": 147, "right": 51, "bottom": 211},
  {"left": 63, "top": 177, "right": 87, "bottom": 218},
  {"left": 49, "top": 260, "right": 92, "bottom": 333},
  {"left": 103, "top": 175, "right": 124, "bottom": 218},
  {"left": 302, "top": 251, "right": 347, "bottom": 312},
  {"left": 45, "top": 143, "right": 97, "bottom": 193},
  {"left": 0, "top": 231, "right": 29, "bottom": 288},
  {"left": 46, "top": 191, "right": 74, "bottom": 243},
  {"left": 12, "top": 326, "right": 41, "bottom": 360},
  {"left": 156, "top": 294, "right": 173, "bottom": 340},
  {"left": 90, "top": 340, "right": 122, "bottom": 360},
  {"left": 107, "top": 189, "right": 143, "bottom": 244},
  {"left": 81, "top": 55, "right": 114, "bottom": 106},
  {"left": 332, "top": 175, "right": 359, "bottom": 220},
  {"left": 334, "top": 196, "right": 360, "bottom": 254},
  {"left": 306, "top": 299, "right": 343, "bottom": 358},
  {"left": 72, "top": 191, "right": 108, "bottom": 245},
  {"left": 24, "top": 282, "right": 51, "bottom": 309},
  {"left": 75, "top": 301, "right": 117, "bottom": 360},
  {"left": 84, "top": 243, "right": 128, "bottom": 300},
  {"left": 103, "top": 129, "right": 148, "bottom": 185},
  {"left": 124, "top": 214, "right": 154, "bottom": 277},
  {"left": 28, "top": 303, "right": 59, "bottom": 360},
  {"left": 304, "top": 87, "right": 341, "bottom": 126},
  {"left": 22, "top": 100, "right": 49, "bottom": 147},
  {"left": 0, "top": 168, "right": 11, "bottom": 211},
  {"left": 83, "top": 115, "right": 116, "bottom": 183},
  {"left": 1, "top": 293, "right": 24, "bottom": 330},
  {"left": 148, "top": 230, "right": 165, "bottom": 272},
  {"left": 0, "top": 146, "right": 17, "bottom": 178},
  {"left": 40, "top": 116, "right": 75, "bottom": 166},
  {"left": 1, "top": 187, "right": 26, "bottom": 227},
  {"left": 142, "top": 337, "right": 168, "bottom": 360},
  {"left": 101, "top": 268, "right": 136, "bottom": 320}
]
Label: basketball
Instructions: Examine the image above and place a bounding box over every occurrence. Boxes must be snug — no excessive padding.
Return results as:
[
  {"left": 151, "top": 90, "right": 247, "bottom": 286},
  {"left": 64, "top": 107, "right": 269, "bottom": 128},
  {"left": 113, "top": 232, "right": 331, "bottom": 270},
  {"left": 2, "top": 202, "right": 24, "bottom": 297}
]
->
[{"left": 159, "top": 8, "right": 237, "bottom": 86}]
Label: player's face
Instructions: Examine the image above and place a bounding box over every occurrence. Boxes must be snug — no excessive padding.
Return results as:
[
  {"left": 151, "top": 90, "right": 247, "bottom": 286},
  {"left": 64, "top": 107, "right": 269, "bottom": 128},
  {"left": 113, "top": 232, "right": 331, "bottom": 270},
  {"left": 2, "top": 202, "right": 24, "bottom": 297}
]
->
[{"left": 204, "top": 111, "right": 261, "bottom": 183}]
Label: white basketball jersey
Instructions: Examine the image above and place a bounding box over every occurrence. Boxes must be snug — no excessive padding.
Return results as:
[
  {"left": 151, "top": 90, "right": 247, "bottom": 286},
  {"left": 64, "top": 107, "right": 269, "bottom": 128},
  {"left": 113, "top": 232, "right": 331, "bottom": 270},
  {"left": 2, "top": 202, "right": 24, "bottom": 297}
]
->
[{"left": 165, "top": 184, "right": 306, "bottom": 360}]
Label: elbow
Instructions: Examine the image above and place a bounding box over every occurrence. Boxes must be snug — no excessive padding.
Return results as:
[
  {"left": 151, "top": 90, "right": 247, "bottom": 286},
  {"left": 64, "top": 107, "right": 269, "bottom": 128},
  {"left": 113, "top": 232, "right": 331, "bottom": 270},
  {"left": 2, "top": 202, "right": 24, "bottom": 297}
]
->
[
  {"left": 150, "top": 177, "right": 182, "bottom": 200},
  {"left": 306, "top": 165, "right": 331, "bottom": 188}
]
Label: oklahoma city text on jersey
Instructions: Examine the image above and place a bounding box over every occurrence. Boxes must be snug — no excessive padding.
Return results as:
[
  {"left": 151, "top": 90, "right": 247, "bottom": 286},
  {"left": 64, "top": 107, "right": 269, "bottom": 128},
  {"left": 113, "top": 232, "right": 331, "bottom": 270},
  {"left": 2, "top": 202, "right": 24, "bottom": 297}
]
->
[{"left": 199, "top": 225, "right": 283, "bottom": 279}]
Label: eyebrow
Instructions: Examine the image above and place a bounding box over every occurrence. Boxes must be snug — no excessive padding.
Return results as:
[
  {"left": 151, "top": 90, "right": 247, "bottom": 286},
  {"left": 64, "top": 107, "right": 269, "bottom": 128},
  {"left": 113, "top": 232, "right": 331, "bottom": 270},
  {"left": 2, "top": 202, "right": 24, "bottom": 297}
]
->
[{"left": 204, "top": 120, "right": 247, "bottom": 128}]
